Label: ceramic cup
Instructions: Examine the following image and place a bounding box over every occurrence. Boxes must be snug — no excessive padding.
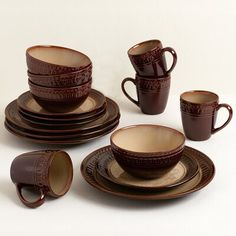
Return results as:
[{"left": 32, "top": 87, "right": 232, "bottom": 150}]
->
[
  {"left": 180, "top": 90, "right": 233, "bottom": 141},
  {"left": 121, "top": 74, "right": 170, "bottom": 114},
  {"left": 10, "top": 150, "right": 73, "bottom": 208},
  {"left": 128, "top": 39, "right": 177, "bottom": 77}
]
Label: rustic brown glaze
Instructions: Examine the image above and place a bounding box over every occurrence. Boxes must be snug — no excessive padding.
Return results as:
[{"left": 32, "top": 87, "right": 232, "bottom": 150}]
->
[
  {"left": 29, "top": 80, "right": 91, "bottom": 113},
  {"left": 17, "top": 89, "right": 106, "bottom": 118},
  {"left": 4, "top": 97, "right": 120, "bottom": 145},
  {"left": 128, "top": 39, "right": 177, "bottom": 77},
  {"left": 81, "top": 145, "right": 215, "bottom": 200},
  {"left": 26, "top": 45, "right": 92, "bottom": 75},
  {"left": 180, "top": 90, "right": 233, "bottom": 141},
  {"left": 110, "top": 125, "right": 185, "bottom": 179},
  {"left": 121, "top": 74, "right": 170, "bottom": 114},
  {"left": 28, "top": 64, "right": 92, "bottom": 87},
  {"left": 96, "top": 147, "right": 198, "bottom": 191},
  {"left": 10, "top": 150, "right": 73, "bottom": 208}
]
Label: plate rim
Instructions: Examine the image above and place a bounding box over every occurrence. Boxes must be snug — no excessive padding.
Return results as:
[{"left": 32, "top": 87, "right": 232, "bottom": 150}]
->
[{"left": 81, "top": 145, "right": 215, "bottom": 200}]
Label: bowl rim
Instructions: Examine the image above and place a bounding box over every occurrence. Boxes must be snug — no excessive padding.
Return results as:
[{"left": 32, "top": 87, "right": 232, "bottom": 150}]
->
[
  {"left": 28, "top": 79, "right": 92, "bottom": 90},
  {"left": 110, "top": 124, "right": 185, "bottom": 157},
  {"left": 26, "top": 45, "right": 92, "bottom": 69},
  {"left": 27, "top": 63, "right": 92, "bottom": 79}
]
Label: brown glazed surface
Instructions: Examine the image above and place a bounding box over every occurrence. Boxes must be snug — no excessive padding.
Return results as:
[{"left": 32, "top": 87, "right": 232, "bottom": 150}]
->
[
  {"left": 128, "top": 39, "right": 177, "bottom": 77},
  {"left": 26, "top": 45, "right": 92, "bottom": 75},
  {"left": 96, "top": 146, "right": 199, "bottom": 191},
  {"left": 10, "top": 150, "right": 73, "bottom": 208},
  {"left": 28, "top": 64, "right": 92, "bottom": 87},
  {"left": 180, "top": 90, "right": 233, "bottom": 141},
  {"left": 6, "top": 98, "right": 119, "bottom": 134},
  {"left": 80, "top": 145, "right": 215, "bottom": 200},
  {"left": 4, "top": 97, "right": 120, "bottom": 145},
  {"left": 5, "top": 119, "right": 119, "bottom": 145},
  {"left": 110, "top": 125, "right": 185, "bottom": 179},
  {"left": 29, "top": 80, "right": 91, "bottom": 112},
  {"left": 121, "top": 75, "right": 170, "bottom": 114},
  {"left": 17, "top": 89, "right": 106, "bottom": 118}
]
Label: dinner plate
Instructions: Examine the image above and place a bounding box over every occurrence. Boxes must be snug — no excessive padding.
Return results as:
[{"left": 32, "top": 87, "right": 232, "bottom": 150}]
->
[
  {"left": 17, "top": 89, "right": 106, "bottom": 118},
  {"left": 96, "top": 149, "right": 199, "bottom": 191},
  {"left": 5, "top": 98, "right": 119, "bottom": 134},
  {"left": 81, "top": 146, "right": 215, "bottom": 200},
  {"left": 5, "top": 120, "right": 119, "bottom": 145}
]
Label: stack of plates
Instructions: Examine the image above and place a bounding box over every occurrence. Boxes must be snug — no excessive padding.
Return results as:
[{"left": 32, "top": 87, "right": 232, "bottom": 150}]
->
[
  {"left": 81, "top": 146, "right": 215, "bottom": 200},
  {"left": 5, "top": 89, "right": 120, "bottom": 144}
]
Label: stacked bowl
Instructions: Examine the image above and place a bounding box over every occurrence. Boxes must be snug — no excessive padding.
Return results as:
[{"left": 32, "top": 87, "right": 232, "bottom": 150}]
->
[
  {"left": 4, "top": 45, "right": 120, "bottom": 144},
  {"left": 27, "top": 45, "right": 93, "bottom": 113}
]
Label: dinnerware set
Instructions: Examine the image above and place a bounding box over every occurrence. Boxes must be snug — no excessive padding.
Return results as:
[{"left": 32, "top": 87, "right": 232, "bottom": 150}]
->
[
  {"left": 4, "top": 46, "right": 120, "bottom": 144},
  {"left": 6, "top": 40, "right": 233, "bottom": 208}
]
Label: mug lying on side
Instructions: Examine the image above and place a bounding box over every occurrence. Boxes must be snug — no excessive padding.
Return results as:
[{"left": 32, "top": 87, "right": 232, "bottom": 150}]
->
[{"left": 10, "top": 150, "right": 73, "bottom": 208}]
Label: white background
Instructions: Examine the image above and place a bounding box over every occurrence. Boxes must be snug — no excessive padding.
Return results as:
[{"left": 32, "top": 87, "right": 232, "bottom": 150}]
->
[{"left": 0, "top": 0, "right": 236, "bottom": 235}]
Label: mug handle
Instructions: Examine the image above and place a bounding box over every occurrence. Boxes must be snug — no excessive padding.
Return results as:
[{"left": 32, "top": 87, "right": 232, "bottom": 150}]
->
[
  {"left": 212, "top": 103, "right": 233, "bottom": 134},
  {"left": 16, "top": 184, "right": 46, "bottom": 208},
  {"left": 161, "top": 47, "right": 177, "bottom": 74},
  {"left": 121, "top": 78, "right": 139, "bottom": 106}
]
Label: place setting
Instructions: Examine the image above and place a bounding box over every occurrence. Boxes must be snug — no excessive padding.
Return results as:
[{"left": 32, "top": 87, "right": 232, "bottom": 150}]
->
[
  {"left": 81, "top": 125, "right": 215, "bottom": 200},
  {"left": 4, "top": 45, "right": 120, "bottom": 145}
]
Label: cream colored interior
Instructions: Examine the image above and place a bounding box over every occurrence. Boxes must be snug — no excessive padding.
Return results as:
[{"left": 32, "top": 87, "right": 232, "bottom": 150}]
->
[
  {"left": 181, "top": 91, "right": 218, "bottom": 104},
  {"left": 129, "top": 40, "right": 160, "bottom": 55},
  {"left": 112, "top": 126, "right": 185, "bottom": 153},
  {"left": 109, "top": 160, "right": 186, "bottom": 188},
  {"left": 49, "top": 152, "right": 72, "bottom": 195},
  {"left": 28, "top": 47, "right": 90, "bottom": 67}
]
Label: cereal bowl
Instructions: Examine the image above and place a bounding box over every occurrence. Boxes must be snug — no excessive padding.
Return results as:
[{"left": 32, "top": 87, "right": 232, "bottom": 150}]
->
[{"left": 110, "top": 125, "right": 185, "bottom": 179}]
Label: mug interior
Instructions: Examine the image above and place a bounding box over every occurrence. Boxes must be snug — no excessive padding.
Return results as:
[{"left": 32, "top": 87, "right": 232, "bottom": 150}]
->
[
  {"left": 129, "top": 40, "right": 161, "bottom": 56},
  {"left": 28, "top": 46, "right": 90, "bottom": 68},
  {"left": 112, "top": 125, "right": 184, "bottom": 153},
  {"left": 181, "top": 91, "right": 218, "bottom": 104},
  {"left": 49, "top": 152, "right": 73, "bottom": 196}
]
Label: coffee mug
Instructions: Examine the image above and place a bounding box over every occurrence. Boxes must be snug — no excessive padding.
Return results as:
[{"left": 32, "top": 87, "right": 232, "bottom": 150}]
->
[
  {"left": 10, "top": 150, "right": 73, "bottom": 208},
  {"left": 121, "top": 74, "right": 170, "bottom": 114},
  {"left": 180, "top": 90, "right": 233, "bottom": 141},
  {"left": 128, "top": 39, "right": 177, "bottom": 77}
]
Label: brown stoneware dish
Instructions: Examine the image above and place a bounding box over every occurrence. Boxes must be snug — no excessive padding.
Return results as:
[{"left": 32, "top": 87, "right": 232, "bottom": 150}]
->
[
  {"left": 180, "top": 90, "right": 233, "bottom": 141},
  {"left": 5, "top": 98, "right": 120, "bottom": 135},
  {"left": 96, "top": 147, "right": 199, "bottom": 191},
  {"left": 121, "top": 74, "right": 170, "bottom": 114},
  {"left": 26, "top": 45, "right": 92, "bottom": 75},
  {"left": 29, "top": 80, "right": 92, "bottom": 113},
  {"left": 128, "top": 39, "right": 177, "bottom": 77},
  {"left": 81, "top": 145, "right": 215, "bottom": 200},
  {"left": 110, "top": 125, "right": 185, "bottom": 179},
  {"left": 28, "top": 64, "right": 92, "bottom": 87},
  {"left": 10, "top": 150, "right": 73, "bottom": 208},
  {"left": 17, "top": 89, "right": 106, "bottom": 118}
]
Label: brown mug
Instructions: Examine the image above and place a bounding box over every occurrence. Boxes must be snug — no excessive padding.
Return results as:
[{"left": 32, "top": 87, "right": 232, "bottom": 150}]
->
[
  {"left": 10, "top": 150, "right": 73, "bottom": 208},
  {"left": 180, "top": 90, "right": 233, "bottom": 141},
  {"left": 128, "top": 39, "right": 177, "bottom": 77},
  {"left": 121, "top": 74, "right": 170, "bottom": 114}
]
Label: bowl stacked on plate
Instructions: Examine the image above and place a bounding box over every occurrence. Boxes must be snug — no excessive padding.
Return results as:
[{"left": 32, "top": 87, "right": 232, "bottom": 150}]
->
[{"left": 4, "top": 45, "right": 120, "bottom": 144}]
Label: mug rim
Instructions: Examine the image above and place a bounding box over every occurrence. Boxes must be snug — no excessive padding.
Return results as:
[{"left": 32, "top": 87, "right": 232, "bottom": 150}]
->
[
  {"left": 180, "top": 90, "right": 219, "bottom": 105},
  {"left": 128, "top": 39, "right": 162, "bottom": 56}
]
